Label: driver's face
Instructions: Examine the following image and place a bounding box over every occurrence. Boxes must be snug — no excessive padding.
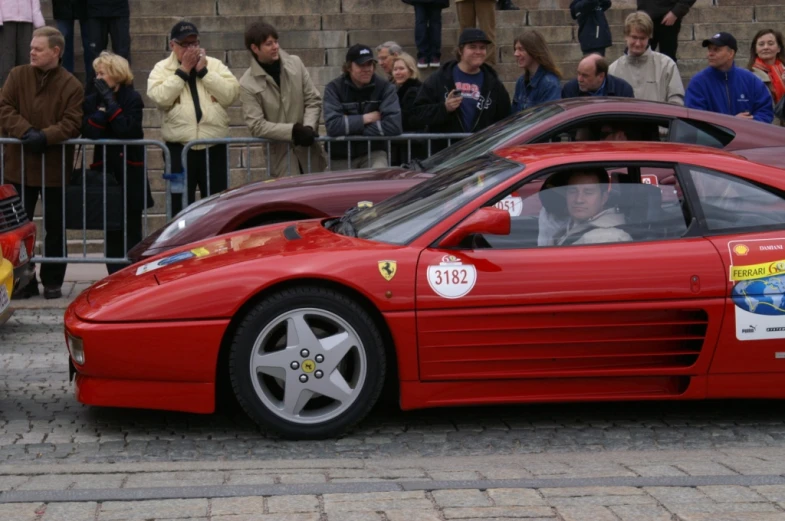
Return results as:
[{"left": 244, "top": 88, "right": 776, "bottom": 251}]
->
[{"left": 566, "top": 174, "right": 609, "bottom": 222}]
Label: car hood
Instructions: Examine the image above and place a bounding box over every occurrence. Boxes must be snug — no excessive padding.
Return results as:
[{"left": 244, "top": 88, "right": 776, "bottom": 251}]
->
[
  {"left": 129, "top": 166, "right": 426, "bottom": 261},
  {"left": 77, "top": 220, "right": 399, "bottom": 322}
]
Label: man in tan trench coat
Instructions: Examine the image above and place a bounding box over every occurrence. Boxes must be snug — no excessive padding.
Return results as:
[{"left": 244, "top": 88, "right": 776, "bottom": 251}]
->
[{"left": 239, "top": 22, "right": 326, "bottom": 178}]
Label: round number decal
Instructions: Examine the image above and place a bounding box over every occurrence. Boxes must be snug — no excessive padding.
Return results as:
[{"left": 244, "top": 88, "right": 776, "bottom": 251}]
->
[
  {"left": 494, "top": 194, "right": 523, "bottom": 217},
  {"left": 427, "top": 255, "right": 478, "bottom": 299}
]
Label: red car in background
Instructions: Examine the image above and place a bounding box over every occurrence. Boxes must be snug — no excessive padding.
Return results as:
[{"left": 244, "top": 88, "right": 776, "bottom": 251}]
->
[
  {"left": 67, "top": 143, "right": 785, "bottom": 439},
  {"left": 0, "top": 185, "right": 36, "bottom": 299},
  {"left": 129, "top": 98, "right": 785, "bottom": 262}
]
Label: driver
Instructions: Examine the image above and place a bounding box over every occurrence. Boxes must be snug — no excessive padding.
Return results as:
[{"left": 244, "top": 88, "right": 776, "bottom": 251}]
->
[{"left": 555, "top": 169, "right": 632, "bottom": 245}]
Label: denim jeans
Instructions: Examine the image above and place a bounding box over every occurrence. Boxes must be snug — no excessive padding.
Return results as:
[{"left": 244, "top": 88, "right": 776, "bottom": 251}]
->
[
  {"left": 84, "top": 17, "right": 131, "bottom": 87},
  {"left": 414, "top": 3, "right": 442, "bottom": 61},
  {"left": 55, "top": 19, "right": 91, "bottom": 77}
]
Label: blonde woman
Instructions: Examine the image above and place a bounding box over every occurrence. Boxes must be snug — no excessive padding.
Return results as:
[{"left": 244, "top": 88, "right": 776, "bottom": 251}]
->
[
  {"left": 82, "top": 51, "right": 153, "bottom": 274},
  {"left": 391, "top": 53, "right": 426, "bottom": 164}
]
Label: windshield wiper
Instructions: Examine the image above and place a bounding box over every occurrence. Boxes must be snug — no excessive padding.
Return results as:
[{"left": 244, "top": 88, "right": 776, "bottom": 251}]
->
[{"left": 326, "top": 207, "right": 359, "bottom": 237}]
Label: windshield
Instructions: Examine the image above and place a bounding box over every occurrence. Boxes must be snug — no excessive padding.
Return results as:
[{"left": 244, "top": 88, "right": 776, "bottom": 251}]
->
[
  {"left": 345, "top": 155, "right": 523, "bottom": 245},
  {"left": 419, "top": 104, "right": 564, "bottom": 173}
]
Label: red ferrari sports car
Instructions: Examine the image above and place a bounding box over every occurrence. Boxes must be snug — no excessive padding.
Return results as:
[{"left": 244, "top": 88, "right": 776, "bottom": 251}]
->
[
  {"left": 0, "top": 185, "right": 36, "bottom": 297},
  {"left": 67, "top": 142, "right": 785, "bottom": 439},
  {"left": 129, "top": 98, "right": 785, "bottom": 262}
]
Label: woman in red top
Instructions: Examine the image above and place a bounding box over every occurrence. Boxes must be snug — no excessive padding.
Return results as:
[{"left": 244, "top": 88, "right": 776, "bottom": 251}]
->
[{"left": 748, "top": 29, "right": 785, "bottom": 124}]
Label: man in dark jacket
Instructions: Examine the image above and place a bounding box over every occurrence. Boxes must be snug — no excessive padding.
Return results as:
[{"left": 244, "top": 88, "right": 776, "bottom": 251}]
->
[
  {"left": 0, "top": 27, "right": 83, "bottom": 299},
  {"left": 685, "top": 32, "right": 773, "bottom": 123},
  {"left": 569, "top": 0, "right": 612, "bottom": 56},
  {"left": 52, "top": 0, "right": 89, "bottom": 75},
  {"left": 637, "top": 0, "right": 696, "bottom": 62},
  {"left": 562, "top": 54, "right": 635, "bottom": 98},
  {"left": 412, "top": 28, "right": 511, "bottom": 154},
  {"left": 323, "top": 44, "right": 403, "bottom": 170},
  {"left": 83, "top": 0, "right": 131, "bottom": 86}
]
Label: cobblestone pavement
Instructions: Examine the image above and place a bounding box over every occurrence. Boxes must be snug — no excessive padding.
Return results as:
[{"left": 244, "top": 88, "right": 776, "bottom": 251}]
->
[{"left": 4, "top": 308, "right": 785, "bottom": 519}]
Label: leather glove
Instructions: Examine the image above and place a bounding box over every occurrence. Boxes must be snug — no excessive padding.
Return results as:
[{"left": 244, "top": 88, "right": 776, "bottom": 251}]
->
[
  {"left": 21, "top": 128, "right": 47, "bottom": 154},
  {"left": 94, "top": 78, "right": 115, "bottom": 107},
  {"left": 291, "top": 123, "right": 316, "bottom": 147}
]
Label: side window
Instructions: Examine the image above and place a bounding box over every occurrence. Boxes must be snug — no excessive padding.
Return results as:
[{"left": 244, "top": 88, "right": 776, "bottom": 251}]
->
[
  {"left": 537, "top": 120, "right": 667, "bottom": 143},
  {"left": 669, "top": 119, "right": 735, "bottom": 149},
  {"left": 481, "top": 165, "right": 691, "bottom": 249},
  {"left": 688, "top": 167, "right": 785, "bottom": 231}
]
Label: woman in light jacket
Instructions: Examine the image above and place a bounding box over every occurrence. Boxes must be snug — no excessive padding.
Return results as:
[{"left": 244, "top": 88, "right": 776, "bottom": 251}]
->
[
  {"left": 0, "top": 0, "right": 45, "bottom": 86},
  {"left": 511, "top": 30, "right": 562, "bottom": 114}
]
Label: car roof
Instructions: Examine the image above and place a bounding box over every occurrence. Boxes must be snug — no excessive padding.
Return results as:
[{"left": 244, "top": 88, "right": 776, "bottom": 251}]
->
[{"left": 494, "top": 141, "right": 742, "bottom": 166}]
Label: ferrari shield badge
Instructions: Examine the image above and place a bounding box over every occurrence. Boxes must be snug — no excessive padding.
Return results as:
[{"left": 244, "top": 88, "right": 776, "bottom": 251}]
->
[{"left": 378, "top": 260, "right": 397, "bottom": 281}]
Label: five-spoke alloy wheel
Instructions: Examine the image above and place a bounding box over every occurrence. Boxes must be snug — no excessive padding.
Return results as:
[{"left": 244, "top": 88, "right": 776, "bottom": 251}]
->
[{"left": 229, "top": 287, "right": 387, "bottom": 439}]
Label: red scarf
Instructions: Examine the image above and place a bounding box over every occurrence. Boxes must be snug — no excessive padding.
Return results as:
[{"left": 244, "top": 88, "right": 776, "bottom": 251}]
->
[{"left": 754, "top": 57, "right": 785, "bottom": 103}]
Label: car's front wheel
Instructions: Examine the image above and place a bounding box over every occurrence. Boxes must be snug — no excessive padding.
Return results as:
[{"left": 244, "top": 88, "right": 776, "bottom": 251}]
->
[{"left": 229, "top": 287, "right": 387, "bottom": 439}]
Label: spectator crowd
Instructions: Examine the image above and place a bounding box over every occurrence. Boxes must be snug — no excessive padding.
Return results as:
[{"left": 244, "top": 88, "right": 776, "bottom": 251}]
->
[{"left": 1, "top": 0, "right": 784, "bottom": 298}]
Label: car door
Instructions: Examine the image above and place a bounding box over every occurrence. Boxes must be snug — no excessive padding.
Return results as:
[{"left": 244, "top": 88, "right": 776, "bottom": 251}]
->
[
  {"left": 415, "top": 162, "right": 728, "bottom": 400},
  {"left": 683, "top": 165, "right": 785, "bottom": 394}
]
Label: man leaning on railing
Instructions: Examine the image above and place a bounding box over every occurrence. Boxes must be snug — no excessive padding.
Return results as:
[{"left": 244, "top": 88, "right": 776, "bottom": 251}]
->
[
  {"left": 239, "top": 21, "right": 327, "bottom": 178},
  {"left": 0, "top": 26, "right": 83, "bottom": 300}
]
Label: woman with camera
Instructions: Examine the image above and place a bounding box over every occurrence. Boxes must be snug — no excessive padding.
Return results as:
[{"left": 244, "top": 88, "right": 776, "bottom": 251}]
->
[{"left": 81, "top": 51, "right": 153, "bottom": 274}]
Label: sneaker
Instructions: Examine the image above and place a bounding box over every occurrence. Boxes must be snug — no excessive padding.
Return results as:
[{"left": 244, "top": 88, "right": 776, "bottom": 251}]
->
[
  {"left": 417, "top": 57, "right": 428, "bottom": 69},
  {"left": 430, "top": 57, "right": 440, "bottom": 68}
]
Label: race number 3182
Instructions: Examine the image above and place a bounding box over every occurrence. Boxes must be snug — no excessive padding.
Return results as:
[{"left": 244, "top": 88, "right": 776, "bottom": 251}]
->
[{"left": 427, "top": 255, "right": 477, "bottom": 299}]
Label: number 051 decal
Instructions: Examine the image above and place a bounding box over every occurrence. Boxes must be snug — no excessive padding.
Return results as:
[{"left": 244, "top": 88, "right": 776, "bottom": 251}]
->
[{"left": 427, "top": 255, "right": 478, "bottom": 299}]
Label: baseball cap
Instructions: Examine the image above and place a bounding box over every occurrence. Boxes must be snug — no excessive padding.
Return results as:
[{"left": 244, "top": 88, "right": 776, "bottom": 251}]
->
[
  {"left": 171, "top": 21, "right": 199, "bottom": 42},
  {"left": 702, "top": 32, "right": 737, "bottom": 52},
  {"left": 459, "top": 28, "right": 492, "bottom": 46},
  {"left": 346, "top": 44, "right": 376, "bottom": 65}
]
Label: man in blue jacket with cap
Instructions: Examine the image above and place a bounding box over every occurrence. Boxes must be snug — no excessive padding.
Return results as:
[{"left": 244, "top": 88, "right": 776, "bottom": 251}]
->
[{"left": 685, "top": 32, "right": 773, "bottom": 123}]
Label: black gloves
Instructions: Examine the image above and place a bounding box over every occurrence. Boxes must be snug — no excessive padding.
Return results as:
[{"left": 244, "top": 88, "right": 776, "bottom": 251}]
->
[
  {"left": 291, "top": 123, "right": 317, "bottom": 147},
  {"left": 21, "top": 128, "right": 47, "bottom": 154},
  {"left": 94, "top": 78, "right": 115, "bottom": 107}
]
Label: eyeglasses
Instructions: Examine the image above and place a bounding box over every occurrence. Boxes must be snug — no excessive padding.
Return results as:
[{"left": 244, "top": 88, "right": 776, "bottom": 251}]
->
[{"left": 174, "top": 39, "right": 200, "bottom": 48}]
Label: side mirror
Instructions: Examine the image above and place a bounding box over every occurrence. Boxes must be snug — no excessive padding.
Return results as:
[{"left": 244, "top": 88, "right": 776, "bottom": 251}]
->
[{"left": 440, "top": 206, "right": 511, "bottom": 248}]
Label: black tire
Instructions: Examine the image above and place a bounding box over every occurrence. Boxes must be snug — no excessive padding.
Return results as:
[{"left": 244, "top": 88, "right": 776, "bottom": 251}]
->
[{"left": 228, "top": 286, "right": 387, "bottom": 439}]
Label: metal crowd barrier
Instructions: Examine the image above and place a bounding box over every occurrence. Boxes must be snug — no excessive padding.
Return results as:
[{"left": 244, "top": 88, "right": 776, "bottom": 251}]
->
[
  {"left": 0, "top": 134, "right": 466, "bottom": 268},
  {"left": 176, "top": 134, "right": 470, "bottom": 211},
  {"left": 0, "top": 138, "right": 170, "bottom": 265}
]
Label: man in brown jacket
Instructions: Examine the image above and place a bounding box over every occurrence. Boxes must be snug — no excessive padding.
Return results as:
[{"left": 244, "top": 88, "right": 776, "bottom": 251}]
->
[
  {"left": 239, "top": 22, "right": 326, "bottom": 177},
  {"left": 0, "top": 26, "right": 83, "bottom": 299}
]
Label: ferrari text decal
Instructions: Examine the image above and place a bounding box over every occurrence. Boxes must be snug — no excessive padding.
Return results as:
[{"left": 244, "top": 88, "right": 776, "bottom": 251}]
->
[
  {"left": 427, "top": 255, "right": 477, "bottom": 299},
  {"left": 494, "top": 194, "right": 523, "bottom": 217},
  {"left": 729, "top": 238, "right": 785, "bottom": 341}
]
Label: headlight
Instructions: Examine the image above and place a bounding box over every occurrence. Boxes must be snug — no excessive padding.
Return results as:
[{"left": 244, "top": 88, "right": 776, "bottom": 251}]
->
[
  {"left": 66, "top": 331, "right": 85, "bottom": 365},
  {"left": 156, "top": 201, "right": 217, "bottom": 244}
]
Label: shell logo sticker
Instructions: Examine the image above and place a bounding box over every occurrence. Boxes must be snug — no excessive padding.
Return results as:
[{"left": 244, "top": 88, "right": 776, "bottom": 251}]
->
[
  {"left": 734, "top": 244, "right": 749, "bottom": 256},
  {"left": 378, "top": 260, "right": 397, "bottom": 281},
  {"left": 427, "top": 255, "right": 477, "bottom": 299},
  {"left": 302, "top": 360, "right": 316, "bottom": 373}
]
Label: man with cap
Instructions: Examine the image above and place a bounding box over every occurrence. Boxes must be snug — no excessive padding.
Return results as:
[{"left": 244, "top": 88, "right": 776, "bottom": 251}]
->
[
  {"left": 411, "top": 28, "right": 510, "bottom": 154},
  {"left": 147, "top": 20, "right": 240, "bottom": 214},
  {"left": 685, "top": 32, "right": 773, "bottom": 123},
  {"left": 323, "top": 44, "right": 402, "bottom": 170},
  {"left": 455, "top": 0, "right": 498, "bottom": 65}
]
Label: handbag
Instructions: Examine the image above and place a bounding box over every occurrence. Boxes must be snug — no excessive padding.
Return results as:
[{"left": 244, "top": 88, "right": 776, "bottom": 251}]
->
[
  {"left": 775, "top": 95, "right": 785, "bottom": 122},
  {"left": 65, "top": 146, "right": 125, "bottom": 231}
]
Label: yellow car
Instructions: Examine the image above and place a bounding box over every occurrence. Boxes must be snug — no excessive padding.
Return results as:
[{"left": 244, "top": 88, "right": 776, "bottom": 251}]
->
[{"left": 0, "top": 249, "right": 12, "bottom": 325}]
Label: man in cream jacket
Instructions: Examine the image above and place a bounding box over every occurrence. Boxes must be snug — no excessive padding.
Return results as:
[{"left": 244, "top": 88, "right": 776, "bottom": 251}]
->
[
  {"left": 148, "top": 20, "right": 240, "bottom": 214},
  {"left": 609, "top": 11, "right": 684, "bottom": 105}
]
